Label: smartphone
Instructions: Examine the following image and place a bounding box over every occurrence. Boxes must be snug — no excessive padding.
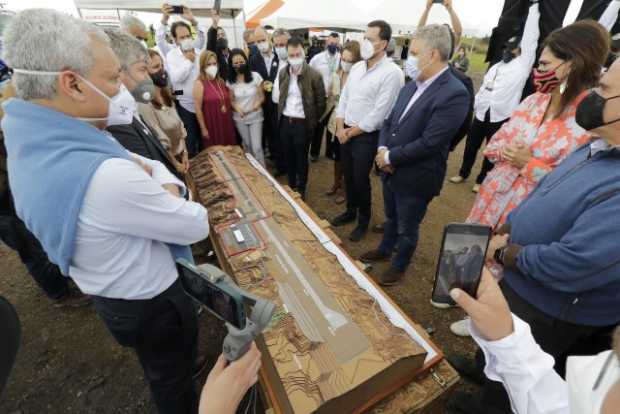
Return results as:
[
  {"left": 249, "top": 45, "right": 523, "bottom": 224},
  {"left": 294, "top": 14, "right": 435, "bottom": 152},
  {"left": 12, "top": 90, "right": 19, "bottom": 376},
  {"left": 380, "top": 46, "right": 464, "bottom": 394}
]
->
[
  {"left": 170, "top": 5, "right": 184, "bottom": 14},
  {"left": 433, "top": 0, "right": 444, "bottom": 3},
  {"left": 431, "top": 223, "right": 491, "bottom": 306},
  {"left": 176, "top": 260, "right": 246, "bottom": 329},
  {"left": 213, "top": 0, "right": 222, "bottom": 14}
]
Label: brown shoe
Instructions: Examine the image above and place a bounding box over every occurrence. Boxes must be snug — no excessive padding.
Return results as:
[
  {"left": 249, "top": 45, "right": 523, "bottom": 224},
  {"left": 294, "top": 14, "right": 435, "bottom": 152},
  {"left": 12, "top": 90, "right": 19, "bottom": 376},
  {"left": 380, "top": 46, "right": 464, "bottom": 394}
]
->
[
  {"left": 379, "top": 267, "right": 404, "bottom": 286},
  {"left": 360, "top": 249, "right": 390, "bottom": 263},
  {"left": 52, "top": 291, "right": 91, "bottom": 308}
]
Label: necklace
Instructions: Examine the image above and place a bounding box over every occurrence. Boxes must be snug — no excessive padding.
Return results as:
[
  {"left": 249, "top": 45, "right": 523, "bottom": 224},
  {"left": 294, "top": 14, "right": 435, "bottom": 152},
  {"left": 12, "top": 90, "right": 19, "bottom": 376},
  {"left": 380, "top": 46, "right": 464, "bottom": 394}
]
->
[{"left": 207, "top": 79, "right": 227, "bottom": 114}]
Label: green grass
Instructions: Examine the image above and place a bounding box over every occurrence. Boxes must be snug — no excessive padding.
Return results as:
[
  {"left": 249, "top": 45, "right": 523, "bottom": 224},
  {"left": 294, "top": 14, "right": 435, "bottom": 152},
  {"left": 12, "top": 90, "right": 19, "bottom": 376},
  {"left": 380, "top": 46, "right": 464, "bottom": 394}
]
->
[{"left": 468, "top": 51, "right": 488, "bottom": 75}]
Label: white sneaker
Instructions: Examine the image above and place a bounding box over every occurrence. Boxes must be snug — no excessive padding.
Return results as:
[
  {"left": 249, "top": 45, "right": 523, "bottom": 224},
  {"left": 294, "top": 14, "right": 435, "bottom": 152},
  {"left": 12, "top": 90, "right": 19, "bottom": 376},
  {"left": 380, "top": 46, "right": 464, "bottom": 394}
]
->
[
  {"left": 450, "top": 318, "right": 472, "bottom": 337},
  {"left": 430, "top": 299, "right": 455, "bottom": 309},
  {"left": 449, "top": 176, "right": 465, "bottom": 184},
  {"left": 472, "top": 184, "right": 481, "bottom": 193}
]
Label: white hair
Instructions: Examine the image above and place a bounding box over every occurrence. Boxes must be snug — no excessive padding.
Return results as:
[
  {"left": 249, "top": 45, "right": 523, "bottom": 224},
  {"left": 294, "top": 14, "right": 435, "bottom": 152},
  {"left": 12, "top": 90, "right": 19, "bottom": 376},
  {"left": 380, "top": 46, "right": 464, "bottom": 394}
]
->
[
  {"left": 120, "top": 14, "right": 146, "bottom": 33},
  {"left": 272, "top": 28, "right": 291, "bottom": 40},
  {"left": 3, "top": 8, "right": 109, "bottom": 100},
  {"left": 103, "top": 28, "right": 147, "bottom": 69},
  {"left": 414, "top": 24, "right": 452, "bottom": 62}
]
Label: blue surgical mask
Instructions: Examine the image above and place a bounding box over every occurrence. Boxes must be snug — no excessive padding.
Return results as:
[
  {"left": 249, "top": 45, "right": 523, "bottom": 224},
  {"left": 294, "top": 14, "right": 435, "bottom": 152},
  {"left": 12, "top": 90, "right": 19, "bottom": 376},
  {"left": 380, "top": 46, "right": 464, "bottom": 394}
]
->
[{"left": 405, "top": 55, "right": 419, "bottom": 80}]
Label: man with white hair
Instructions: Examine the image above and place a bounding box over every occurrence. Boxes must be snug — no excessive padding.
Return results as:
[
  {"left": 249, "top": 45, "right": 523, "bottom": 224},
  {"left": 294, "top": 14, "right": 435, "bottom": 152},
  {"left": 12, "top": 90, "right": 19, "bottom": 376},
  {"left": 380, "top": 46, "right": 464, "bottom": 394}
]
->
[
  {"left": 250, "top": 26, "right": 285, "bottom": 175},
  {"left": 359, "top": 24, "right": 469, "bottom": 286},
  {"left": 156, "top": 3, "right": 206, "bottom": 158},
  {"left": 272, "top": 28, "right": 291, "bottom": 74},
  {"left": 1, "top": 9, "right": 209, "bottom": 412},
  {"left": 120, "top": 14, "right": 149, "bottom": 46}
]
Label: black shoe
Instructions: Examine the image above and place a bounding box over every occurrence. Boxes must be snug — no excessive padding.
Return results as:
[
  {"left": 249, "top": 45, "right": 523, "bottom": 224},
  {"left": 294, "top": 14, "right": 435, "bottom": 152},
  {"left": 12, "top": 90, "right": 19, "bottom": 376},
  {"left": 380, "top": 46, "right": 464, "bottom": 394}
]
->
[
  {"left": 371, "top": 223, "right": 385, "bottom": 234},
  {"left": 349, "top": 225, "right": 368, "bottom": 242},
  {"left": 447, "top": 354, "right": 486, "bottom": 385},
  {"left": 379, "top": 267, "right": 404, "bottom": 286},
  {"left": 330, "top": 212, "right": 356, "bottom": 227}
]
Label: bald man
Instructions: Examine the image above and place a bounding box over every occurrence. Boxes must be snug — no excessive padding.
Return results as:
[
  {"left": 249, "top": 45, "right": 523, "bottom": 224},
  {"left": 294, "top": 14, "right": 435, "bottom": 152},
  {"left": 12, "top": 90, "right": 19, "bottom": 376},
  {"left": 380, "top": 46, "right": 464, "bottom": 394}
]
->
[{"left": 250, "top": 26, "right": 285, "bottom": 175}]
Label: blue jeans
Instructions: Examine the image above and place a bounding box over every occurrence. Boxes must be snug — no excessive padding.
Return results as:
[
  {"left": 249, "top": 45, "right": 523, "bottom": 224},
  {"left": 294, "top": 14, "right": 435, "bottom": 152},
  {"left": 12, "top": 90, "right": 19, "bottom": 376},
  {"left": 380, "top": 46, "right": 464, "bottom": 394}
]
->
[{"left": 378, "top": 181, "right": 431, "bottom": 272}]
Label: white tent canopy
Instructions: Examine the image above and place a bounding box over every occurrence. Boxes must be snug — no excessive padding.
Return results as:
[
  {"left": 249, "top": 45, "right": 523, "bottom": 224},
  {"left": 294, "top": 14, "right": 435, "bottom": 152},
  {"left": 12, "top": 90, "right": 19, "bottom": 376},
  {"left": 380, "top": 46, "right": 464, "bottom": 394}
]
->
[
  {"left": 260, "top": 0, "right": 372, "bottom": 31},
  {"left": 74, "top": 0, "right": 244, "bottom": 18}
]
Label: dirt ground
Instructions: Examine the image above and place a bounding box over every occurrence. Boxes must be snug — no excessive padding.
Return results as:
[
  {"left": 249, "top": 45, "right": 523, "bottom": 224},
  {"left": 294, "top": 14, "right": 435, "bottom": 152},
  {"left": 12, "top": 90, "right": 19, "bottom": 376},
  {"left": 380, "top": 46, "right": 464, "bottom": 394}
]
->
[{"left": 0, "top": 140, "right": 485, "bottom": 413}]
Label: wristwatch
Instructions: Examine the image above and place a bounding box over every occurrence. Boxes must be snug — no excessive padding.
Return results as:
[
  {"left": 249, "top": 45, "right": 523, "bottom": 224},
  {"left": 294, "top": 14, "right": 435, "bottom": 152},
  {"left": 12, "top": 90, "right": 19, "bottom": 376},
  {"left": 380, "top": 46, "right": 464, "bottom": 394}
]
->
[{"left": 494, "top": 246, "right": 507, "bottom": 265}]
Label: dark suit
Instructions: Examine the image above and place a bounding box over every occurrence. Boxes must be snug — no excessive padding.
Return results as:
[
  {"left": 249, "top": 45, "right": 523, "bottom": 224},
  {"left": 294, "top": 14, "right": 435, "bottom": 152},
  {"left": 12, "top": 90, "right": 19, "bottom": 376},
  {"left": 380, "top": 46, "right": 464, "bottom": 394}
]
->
[
  {"left": 250, "top": 50, "right": 283, "bottom": 171},
  {"left": 378, "top": 68, "right": 469, "bottom": 272},
  {"left": 107, "top": 118, "right": 184, "bottom": 183},
  {"left": 448, "top": 64, "right": 475, "bottom": 151}
]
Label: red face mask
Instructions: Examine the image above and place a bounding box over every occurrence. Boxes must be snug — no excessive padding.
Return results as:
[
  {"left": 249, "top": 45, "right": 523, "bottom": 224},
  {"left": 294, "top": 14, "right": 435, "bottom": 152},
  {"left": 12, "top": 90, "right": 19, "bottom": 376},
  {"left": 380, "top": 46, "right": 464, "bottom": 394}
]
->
[{"left": 532, "top": 63, "right": 565, "bottom": 94}]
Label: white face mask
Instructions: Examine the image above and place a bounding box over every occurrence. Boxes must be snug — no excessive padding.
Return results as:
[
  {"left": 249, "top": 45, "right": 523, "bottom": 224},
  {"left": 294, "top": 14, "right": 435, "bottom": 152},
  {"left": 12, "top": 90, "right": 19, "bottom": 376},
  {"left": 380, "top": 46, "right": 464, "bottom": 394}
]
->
[
  {"left": 275, "top": 46, "right": 288, "bottom": 61},
  {"left": 180, "top": 38, "right": 194, "bottom": 51},
  {"left": 567, "top": 351, "right": 620, "bottom": 414},
  {"left": 140, "top": 40, "right": 148, "bottom": 49},
  {"left": 288, "top": 57, "right": 304, "bottom": 71},
  {"left": 405, "top": 55, "right": 420, "bottom": 80},
  {"left": 205, "top": 65, "right": 218, "bottom": 79},
  {"left": 12, "top": 68, "right": 136, "bottom": 127},
  {"left": 361, "top": 39, "right": 377, "bottom": 61},
  {"left": 340, "top": 61, "right": 353, "bottom": 73},
  {"left": 257, "top": 41, "right": 270, "bottom": 53}
]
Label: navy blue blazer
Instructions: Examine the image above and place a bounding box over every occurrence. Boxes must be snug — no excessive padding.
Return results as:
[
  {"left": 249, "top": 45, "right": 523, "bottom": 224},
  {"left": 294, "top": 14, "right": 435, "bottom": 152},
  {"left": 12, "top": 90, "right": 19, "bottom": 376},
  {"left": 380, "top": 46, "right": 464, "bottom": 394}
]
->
[{"left": 379, "top": 68, "right": 470, "bottom": 199}]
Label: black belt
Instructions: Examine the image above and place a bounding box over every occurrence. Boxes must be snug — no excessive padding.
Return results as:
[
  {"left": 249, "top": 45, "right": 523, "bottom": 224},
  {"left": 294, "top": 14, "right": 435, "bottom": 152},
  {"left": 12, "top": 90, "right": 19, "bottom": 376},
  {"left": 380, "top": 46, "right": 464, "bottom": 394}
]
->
[
  {"left": 173, "top": 90, "right": 184, "bottom": 96},
  {"left": 283, "top": 115, "right": 305, "bottom": 124}
]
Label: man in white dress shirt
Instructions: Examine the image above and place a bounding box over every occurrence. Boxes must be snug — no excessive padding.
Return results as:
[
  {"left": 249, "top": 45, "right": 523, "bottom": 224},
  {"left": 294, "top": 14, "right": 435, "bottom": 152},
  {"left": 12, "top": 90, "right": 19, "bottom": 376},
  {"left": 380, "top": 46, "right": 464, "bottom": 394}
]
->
[
  {"left": 449, "top": 0, "right": 540, "bottom": 192},
  {"left": 309, "top": 32, "right": 341, "bottom": 161},
  {"left": 448, "top": 268, "right": 620, "bottom": 414},
  {"left": 330, "top": 20, "right": 404, "bottom": 242},
  {"left": 156, "top": 3, "right": 206, "bottom": 158},
  {"left": 3, "top": 10, "right": 209, "bottom": 413}
]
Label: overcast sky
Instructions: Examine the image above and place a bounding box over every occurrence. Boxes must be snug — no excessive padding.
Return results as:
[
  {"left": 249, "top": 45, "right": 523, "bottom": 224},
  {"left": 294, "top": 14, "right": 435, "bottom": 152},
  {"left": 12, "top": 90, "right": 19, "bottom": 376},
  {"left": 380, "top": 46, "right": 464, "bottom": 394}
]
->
[{"left": 3, "top": 0, "right": 587, "bottom": 36}]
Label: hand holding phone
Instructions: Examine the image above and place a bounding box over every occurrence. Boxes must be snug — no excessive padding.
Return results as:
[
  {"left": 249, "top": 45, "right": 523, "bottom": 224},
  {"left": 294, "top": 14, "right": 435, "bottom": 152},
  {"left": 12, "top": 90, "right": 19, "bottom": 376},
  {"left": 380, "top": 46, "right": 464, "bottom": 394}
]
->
[
  {"left": 171, "top": 5, "right": 184, "bottom": 14},
  {"left": 431, "top": 223, "right": 491, "bottom": 306}
]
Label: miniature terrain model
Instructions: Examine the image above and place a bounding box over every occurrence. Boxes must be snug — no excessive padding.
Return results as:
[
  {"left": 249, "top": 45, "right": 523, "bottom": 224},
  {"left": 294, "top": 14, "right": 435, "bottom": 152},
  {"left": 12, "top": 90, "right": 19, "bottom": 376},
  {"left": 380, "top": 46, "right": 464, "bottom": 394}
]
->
[{"left": 189, "top": 147, "right": 455, "bottom": 414}]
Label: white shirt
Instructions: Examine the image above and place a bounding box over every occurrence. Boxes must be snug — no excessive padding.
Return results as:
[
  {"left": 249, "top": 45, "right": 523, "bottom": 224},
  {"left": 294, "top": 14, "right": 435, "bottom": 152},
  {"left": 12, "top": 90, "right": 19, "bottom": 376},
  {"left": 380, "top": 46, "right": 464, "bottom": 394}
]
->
[
  {"left": 310, "top": 50, "right": 341, "bottom": 96},
  {"left": 165, "top": 47, "right": 201, "bottom": 113},
  {"left": 70, "top": 146, "right": 209, "bottom": 300},
  {"left": 380, "top": 66, "right": 450, "bottom": 164},
  {"left": 474, "top": 2, "right": 540, "bottom": 123},
  {"left": 155, "top": 22, "right": 206, "bottom": 63},
  {"left": 228, "top": 71, "right": 264, "bottom": 124},
  {"left": 598, "top": 0, "right": 620, "bottom": 31},
  {"left": 272, "top": 66, "right": 305, "bottom": 119},
  {"left": 336, "top": 55, "right": 405, "bottom": 133},
  {"left": 472, "top": 315, "right": 570, "bottom": 414},
  {"left": 262, "top": 51, "right": 275, "bottom": 75},
  {"left": 155, "top": 22, "right": 206, "bottom": 113}
]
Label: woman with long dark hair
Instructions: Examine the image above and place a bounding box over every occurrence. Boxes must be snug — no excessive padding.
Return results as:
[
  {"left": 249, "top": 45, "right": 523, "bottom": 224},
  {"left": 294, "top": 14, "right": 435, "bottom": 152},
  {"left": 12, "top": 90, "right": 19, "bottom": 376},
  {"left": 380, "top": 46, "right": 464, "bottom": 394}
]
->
[
  {"left": 227, "top": 48, "right": 266, "bottom": 165},
  {"left": 139, "top": 49, "right": 189, "bottom": 174},
  {"left": 447, "top": 20, "right": 610, "bottom": 339}
]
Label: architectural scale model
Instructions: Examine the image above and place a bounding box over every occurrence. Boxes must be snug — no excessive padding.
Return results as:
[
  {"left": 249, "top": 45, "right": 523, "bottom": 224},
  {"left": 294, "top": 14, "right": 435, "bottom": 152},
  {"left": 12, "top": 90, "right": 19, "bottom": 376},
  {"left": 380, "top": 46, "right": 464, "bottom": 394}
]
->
[{"left": 189, "top": 147, "right": 429, "bottom": 414}]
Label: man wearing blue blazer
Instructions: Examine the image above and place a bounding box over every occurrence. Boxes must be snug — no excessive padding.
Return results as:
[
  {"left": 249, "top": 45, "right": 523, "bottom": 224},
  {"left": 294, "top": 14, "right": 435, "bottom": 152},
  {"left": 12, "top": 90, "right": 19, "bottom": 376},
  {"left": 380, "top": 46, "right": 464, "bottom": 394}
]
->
[{"left": 360, "top": 24, "right": 470, "bottom": 286}]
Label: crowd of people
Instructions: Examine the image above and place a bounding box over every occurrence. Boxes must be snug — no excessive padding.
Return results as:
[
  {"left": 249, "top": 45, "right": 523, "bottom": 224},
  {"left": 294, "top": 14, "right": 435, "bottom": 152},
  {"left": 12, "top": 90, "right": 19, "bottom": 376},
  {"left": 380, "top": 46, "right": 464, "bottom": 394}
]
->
[{"left": 1, "top": 0, "right": 620, "bottom": 413}]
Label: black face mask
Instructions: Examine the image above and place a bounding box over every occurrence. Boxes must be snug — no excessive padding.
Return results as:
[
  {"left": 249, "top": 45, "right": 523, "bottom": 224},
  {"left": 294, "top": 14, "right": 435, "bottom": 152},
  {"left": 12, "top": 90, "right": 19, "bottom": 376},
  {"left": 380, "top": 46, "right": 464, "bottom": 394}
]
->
[
  {"left": 234, "top": 64, "right": 247, "bottom": 73},
  {"left": 575, "top": 90, "right": 620, "bottom": 131},
  {"left": 501, "top": 49, "right": 516, "bottom": 64},
  {"left": 216, "top": 38, "right": 228, "bottom": 51},
  {"left": 150, "top": 69, "right": 169, "bottom": 88}
]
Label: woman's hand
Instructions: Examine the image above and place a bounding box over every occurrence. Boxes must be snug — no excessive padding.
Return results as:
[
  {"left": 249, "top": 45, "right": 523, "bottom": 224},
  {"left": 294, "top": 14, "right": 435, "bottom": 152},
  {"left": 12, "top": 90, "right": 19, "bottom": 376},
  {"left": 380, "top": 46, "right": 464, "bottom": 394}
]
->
[
  {"left": 201, "top": 127, "right": 210, "bottom": 140},
  {"left": 502, "top": 142, "right": 532, "bottom": 169},
  {"left": 199, "top": 343, "right": 262, "bottom": 414}
]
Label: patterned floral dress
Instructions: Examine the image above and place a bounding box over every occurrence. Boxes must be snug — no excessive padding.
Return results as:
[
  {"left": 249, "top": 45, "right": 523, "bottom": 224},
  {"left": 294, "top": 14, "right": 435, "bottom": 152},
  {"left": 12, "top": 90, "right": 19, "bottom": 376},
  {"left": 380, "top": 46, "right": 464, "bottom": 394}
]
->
[{"left": 467, "top": 91, "right": 591, "bottom": 229}]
